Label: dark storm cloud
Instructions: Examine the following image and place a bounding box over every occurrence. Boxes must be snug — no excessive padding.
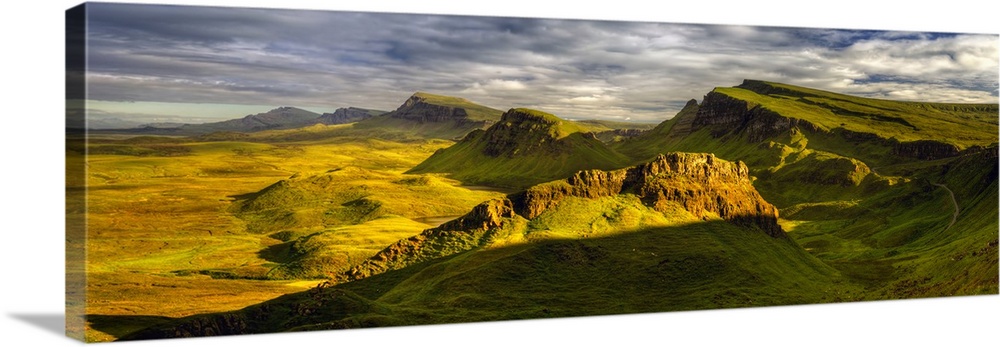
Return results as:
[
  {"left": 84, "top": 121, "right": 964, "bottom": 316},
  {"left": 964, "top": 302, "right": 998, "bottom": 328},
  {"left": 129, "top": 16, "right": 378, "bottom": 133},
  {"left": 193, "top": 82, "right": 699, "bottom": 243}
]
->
[{"left": 84, "top": 3, "right": 998, "bottom": 122}]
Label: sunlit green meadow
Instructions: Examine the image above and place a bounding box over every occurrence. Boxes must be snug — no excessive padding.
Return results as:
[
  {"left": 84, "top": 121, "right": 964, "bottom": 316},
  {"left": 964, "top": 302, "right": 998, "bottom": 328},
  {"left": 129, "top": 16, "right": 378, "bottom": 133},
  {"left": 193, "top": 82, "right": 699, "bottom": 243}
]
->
[{"left": 80, "top": 135, "right": 504, "bottom": 341}]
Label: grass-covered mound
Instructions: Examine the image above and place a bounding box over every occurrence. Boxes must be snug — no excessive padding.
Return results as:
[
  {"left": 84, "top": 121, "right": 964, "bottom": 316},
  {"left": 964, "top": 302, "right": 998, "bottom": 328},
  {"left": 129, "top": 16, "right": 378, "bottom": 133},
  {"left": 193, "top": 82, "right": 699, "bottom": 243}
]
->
[{"left": 409, "top": 108, "right": 631, "bottom": 189}]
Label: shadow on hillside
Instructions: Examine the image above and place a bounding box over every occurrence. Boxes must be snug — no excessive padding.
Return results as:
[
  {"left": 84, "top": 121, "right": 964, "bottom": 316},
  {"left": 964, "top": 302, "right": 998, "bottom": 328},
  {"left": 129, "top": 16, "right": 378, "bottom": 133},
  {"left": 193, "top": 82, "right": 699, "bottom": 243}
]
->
[
  {"left": 92, "top": 191, "right": 998, "bottom": 341},
  {"left": 94, "top": 218, "right": 853, "bottom": 341}
]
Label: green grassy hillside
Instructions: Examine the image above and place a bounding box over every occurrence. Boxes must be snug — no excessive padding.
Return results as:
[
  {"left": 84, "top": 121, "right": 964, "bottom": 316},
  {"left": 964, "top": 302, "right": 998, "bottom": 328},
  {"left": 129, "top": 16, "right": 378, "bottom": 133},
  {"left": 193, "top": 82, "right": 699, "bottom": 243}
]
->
[
  {"left": 122, "top": 219, "right": 852, "bottom": 338},
  {"left": 408, "top": 92, "right": 504, "bottom": 122},
  {"left": 122, "top": 154, "right": 853, "bottom": 338},
  {"left": 353, "top": 92, "right": 504, "bottom": 140},
  {"left": 409, "top": 108, "right": 631, "bottom": 189},
  {"left": 727, "top": 80, "right": 997, "bottom": 149},
  {"left": 79, "top": 133, "right": 501, "bottom": 341},
  {"left": 87, "top": 81, "right": 998, "bottom": 341},
  {"left": 617, "top": 80, "right": 999, "bottom": 297},
  {"left": 615, "top": 99, "right": 700, "bottom": 159}
]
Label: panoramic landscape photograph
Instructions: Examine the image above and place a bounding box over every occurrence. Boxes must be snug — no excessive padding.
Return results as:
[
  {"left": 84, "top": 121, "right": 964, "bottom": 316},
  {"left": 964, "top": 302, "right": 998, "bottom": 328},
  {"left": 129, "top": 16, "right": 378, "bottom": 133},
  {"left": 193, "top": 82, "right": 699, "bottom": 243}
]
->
[{"left": 65, "top": 1, "right": 998, "bottom": 343}]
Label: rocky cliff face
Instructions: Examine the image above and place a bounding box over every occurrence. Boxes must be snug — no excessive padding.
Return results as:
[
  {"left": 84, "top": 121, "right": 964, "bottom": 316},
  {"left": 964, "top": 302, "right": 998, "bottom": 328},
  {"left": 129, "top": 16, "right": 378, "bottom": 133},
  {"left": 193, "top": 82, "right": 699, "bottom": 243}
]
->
[
  {"left": 482, "top": 108, "right": 587, "bottom": 157},
  {"left": 691, "top": 81, "right": 976, "bottom": 162},
  {"left": 891, "top": 140, "right": 961, "bottom": 160},
  {"left": 511, "top": 152, "right": 784, "bottom": 237},
  {"left": 387, "top": 94, "right": 491, "bottom": 128},
  {"left": 317, "top": 107, "right": 380, "bottom": 125},
  {"left": 693, "top": 91, "right": 824, "bottom": 142}
]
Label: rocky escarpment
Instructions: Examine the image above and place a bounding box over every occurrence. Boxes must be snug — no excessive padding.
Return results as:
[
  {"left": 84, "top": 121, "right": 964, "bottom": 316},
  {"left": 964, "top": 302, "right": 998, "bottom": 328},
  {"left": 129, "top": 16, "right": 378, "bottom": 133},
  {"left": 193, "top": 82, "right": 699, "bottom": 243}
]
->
[
  {"left": 344, "top": 152, "right": 783, "bottom": 282},
  {"left": 594, "top": 128, "right": 647, "bottom": 143},
  {"left": 693, "top": 91, "right": 825, "bottom": 142},
  {"left": 317, "top": 107, "right": 382, "bottom": 125},
  {"left": 338, "top": 198, "right": 520, "bottom": 282},
  {"left": 891, "top": 140, "right": 961, "bottom": 160},
  {"left": 511, "top": 152, "right": 783, "bottom": 237},
  {"left": 691, "top": 80, "right": 988, "bottom": 162},
  {"left": 387, "top": 93, "right": 493, "bottom": 128},
  {"left": 482, "top": 108, "right": 593, "bottom": 157}
]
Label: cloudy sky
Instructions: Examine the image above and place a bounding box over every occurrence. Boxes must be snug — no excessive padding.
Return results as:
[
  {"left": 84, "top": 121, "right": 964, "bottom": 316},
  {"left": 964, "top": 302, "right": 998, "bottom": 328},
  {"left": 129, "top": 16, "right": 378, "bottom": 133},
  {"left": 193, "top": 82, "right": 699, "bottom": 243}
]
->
[{"left": 80, "top": 2, "right": 999, "bottom": 123}]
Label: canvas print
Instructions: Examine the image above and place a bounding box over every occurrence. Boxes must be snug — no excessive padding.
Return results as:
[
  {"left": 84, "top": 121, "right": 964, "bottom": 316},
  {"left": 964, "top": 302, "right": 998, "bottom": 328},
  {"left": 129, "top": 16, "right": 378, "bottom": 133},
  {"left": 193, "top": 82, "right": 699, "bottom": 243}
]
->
[{"left": 65, "top": 2, "right": 999, "bottom": 342}]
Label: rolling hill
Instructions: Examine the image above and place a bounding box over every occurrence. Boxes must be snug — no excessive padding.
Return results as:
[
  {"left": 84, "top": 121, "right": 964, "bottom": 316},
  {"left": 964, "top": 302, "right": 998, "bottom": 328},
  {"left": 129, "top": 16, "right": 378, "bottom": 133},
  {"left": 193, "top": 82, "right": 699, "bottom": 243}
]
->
[
  {"left": 122, "top": 153, "right": 848, "bottom": 339},
  {"left": 408, "top": 108, "right": 631, "bottom": 189},
  {"left": 100, "top": 80, "right": 998, "bottom": 341}
]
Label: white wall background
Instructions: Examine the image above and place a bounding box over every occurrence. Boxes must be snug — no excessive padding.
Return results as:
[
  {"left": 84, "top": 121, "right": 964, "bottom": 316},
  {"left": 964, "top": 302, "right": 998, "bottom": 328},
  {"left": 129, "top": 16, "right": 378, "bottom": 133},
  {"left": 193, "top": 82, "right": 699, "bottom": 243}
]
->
[{"left": 1, "top": 1, "right": 997, "bottom": 346}]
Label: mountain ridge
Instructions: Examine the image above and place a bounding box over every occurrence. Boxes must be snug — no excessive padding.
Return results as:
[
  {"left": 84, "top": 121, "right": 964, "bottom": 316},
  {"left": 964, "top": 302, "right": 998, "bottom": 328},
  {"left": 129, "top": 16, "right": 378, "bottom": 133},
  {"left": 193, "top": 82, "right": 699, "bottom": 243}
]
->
[
  {"left": 349, "top": 92, "right": 504, "bottom": 140},
  {"left": 316, "top": 107, "right": 386, "bottom": 125},
  {"left": 344, "top": 152, "right": 783, "bottom": 283}
]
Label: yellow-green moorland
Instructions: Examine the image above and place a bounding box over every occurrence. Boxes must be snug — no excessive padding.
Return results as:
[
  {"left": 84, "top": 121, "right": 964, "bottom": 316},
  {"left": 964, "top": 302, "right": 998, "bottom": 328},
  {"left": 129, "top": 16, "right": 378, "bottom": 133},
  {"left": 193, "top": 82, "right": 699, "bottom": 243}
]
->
[{"left": 79, "top": 135, "right": 504, "bottom": 341}]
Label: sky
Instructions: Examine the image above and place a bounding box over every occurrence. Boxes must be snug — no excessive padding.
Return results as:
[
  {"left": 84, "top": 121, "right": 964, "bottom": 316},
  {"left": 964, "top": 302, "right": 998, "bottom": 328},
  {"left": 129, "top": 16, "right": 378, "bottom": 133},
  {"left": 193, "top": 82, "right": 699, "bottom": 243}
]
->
[{"left": 79, "top": 2, "right": 999, "bottom": 124}]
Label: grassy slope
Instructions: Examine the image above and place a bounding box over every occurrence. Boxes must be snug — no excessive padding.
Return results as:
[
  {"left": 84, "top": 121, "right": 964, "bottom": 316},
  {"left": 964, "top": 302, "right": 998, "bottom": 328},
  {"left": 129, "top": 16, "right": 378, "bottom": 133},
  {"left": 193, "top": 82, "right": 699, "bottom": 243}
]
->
[
  {"left": 409, "top": 108, "right": 632, "bottom": 189},
  {"left": 124, "top": 196, "right": 853, "bottom": 337},
  {"left": 787, "top": 149, "right": 999, "bottom": 297},
  {"left": 571, "top": 119, "right": 658, "bottom": 132},
  {"left": 91, "top": 81, "right": 997, "bottom": 340},
  {"left": 81, "top": 134, "right": 505, "bottom": 341},
  {"left": 614, "top": 99, "right": 699, "bottom": 160},
  {"left": 718, "top": 81, "right": 998, "bottom": 149},
  {"left": 350, "top": 93, "right": 504, "bottom": 140},
  {"left": 351, "top": 116, "right": 484, "bottom": 141},
  {"left": 411, "top": 92, "right": 504, "bottom": 121},
  {"left": 231, "top": 168, "right": 506, "bottom": 279},
  {"left": 615, "top": 81, "right": 998, "bottom": 298},
  {"left": 232, "top": 168, "right": 503, "bottom": 234}
]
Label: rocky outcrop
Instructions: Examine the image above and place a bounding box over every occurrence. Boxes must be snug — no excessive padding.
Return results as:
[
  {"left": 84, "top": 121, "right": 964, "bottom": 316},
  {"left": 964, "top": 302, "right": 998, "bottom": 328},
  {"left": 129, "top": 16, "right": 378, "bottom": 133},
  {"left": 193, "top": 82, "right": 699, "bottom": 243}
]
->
[
  {"left": 892, "top": 140, "right": 961, "bottom": 160},
  {"left": 408, "top": 107, "right": 630, "bottom": 188},
  {"left": 511, "top": 152, "right": 784, "bottom": 237},
  {"left": 693, "top": 91, "right": 824, "bottom": 142},
  {"left": 691, "top": 81, "right": 985, "bottom": 163},
  {"left": 386, "top": 94, "right": 492, "bottom": 128},
  {"left": 346, "top": 152, "right": 784, "bottom": 282},
  {"left": 482, "top": 108, "right": 579, "bottom": 157},
  {"left": 317, "top": 107, "right": 381, "bottom": 124},
  {"left": 339, "top": 198, "right": 517, "bottom": 282},
  {"left": 737, "top": 79, "right": 809, "bottom": 98},
  {"left": 437, "top": 198, "right": 517, "bottom": 231},
  {"left": 124, "top": 314, "right": 251, "bottom": 339}
]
